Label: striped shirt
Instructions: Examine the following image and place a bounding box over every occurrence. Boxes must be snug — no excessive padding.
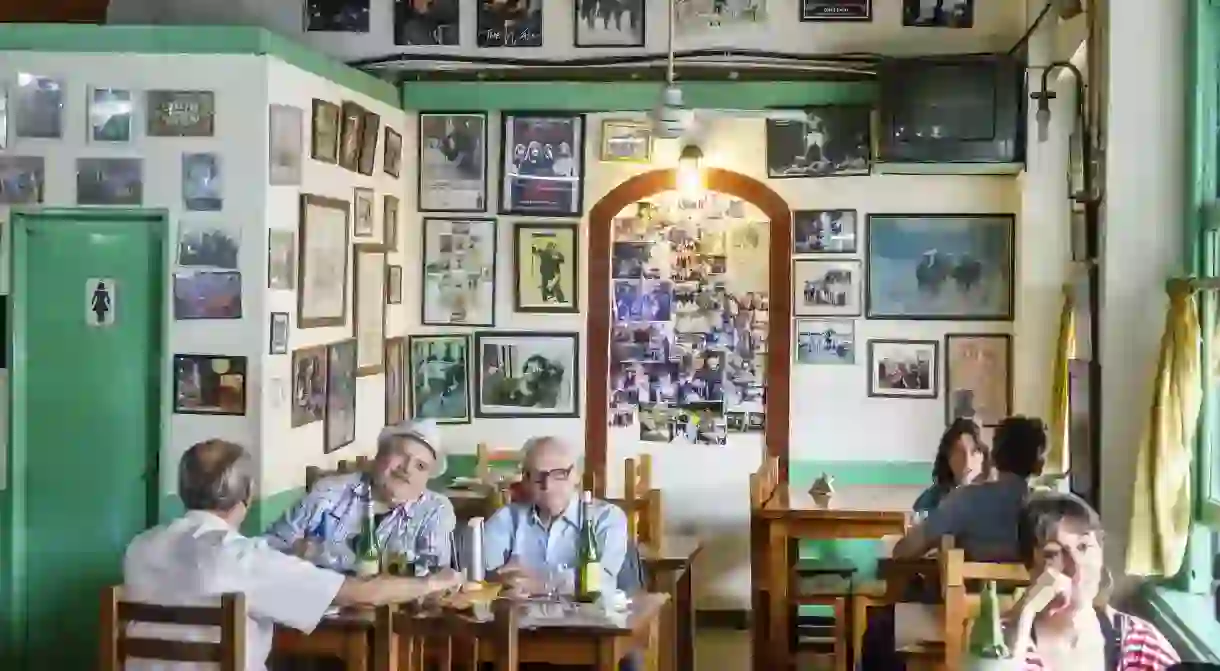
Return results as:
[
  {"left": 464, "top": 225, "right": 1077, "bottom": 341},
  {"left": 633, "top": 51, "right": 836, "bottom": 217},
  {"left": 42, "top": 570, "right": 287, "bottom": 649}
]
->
[
  {"left": 264, "top": 472, "right": 456, "bottom": 571},
  {"left": 1021, "top": 610, "right": 1179, "bottom": 671}
]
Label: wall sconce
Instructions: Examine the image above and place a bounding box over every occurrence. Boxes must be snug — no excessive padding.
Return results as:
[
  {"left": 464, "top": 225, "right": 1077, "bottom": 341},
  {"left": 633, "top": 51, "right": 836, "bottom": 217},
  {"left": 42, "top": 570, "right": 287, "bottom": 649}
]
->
[{"left": 677, "top": 144, "right": 704, "bottom": 199}]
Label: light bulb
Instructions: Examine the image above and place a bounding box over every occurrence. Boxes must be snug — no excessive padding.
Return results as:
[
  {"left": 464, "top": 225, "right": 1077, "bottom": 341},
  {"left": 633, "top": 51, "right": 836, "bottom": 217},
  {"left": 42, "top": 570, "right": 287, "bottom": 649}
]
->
[
  {"left": 677, "top": 144, "right": 704, "bottom": 200},
  {"left": 1036, "top": 105, "right": 1051, "bottom": 144}
]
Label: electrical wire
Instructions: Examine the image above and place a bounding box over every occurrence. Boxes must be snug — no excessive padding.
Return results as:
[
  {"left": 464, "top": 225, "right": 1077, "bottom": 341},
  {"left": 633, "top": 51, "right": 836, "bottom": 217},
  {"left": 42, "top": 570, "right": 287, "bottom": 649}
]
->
[{"left": 1007, "top": 0, "right": 1056, "bottom": 57}]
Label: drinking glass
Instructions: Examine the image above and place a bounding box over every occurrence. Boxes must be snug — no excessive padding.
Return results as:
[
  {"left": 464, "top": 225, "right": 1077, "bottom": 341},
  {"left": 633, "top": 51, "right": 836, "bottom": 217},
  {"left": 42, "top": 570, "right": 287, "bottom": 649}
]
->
[{"left": 545, "top": 564, "right": 574, "bottom": 600}]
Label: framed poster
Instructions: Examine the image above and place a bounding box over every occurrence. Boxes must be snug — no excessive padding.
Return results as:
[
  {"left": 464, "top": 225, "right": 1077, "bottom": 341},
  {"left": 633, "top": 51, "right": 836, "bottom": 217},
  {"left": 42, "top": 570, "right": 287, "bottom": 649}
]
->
[
  {"left": 514, "top": 222, "right": 579, "bottom": 313},
  {"left": 475, "top": 331, "right": 580, "bottom": 418},
  {"left": 575, "top": 0, "right": 645, "bottom": 46},
  {"left": 945, "top": 333, "right": 1012, "bottom": 426},
  {"left": 354, "top": 245, "right": 387, "bottom": 376},
  {"left": 766, "top": 106, "right": 871, "bottom": 178},
  {"left": 297, "top": 194, "right": 351, "bottom": 328},
  {"left": 421, "top": 217, "right": 497, "bottom": 326},
  {"left": 500, "top": 112, "right": 585, "bottom": 217},
  {"left": 409, "top": 334, "right": 472, "bottom": 424},
  {"left": 325, "top": 339, "right": 357, "bottom": 453},
  {"left": 477, "top": 0, "right": 542, "bottom": 47},
  {"left": 867, "top": 339, "right": 938, "bottom": 399},
  {"left": 418, "top": 113, "right": 488, "bottom": 212}
]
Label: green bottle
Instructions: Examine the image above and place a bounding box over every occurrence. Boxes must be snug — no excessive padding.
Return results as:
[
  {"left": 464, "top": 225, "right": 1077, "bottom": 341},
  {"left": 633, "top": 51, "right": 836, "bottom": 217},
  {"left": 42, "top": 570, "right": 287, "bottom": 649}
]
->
[
  {"left": 966, "top": 581, "right": 1011, "bottom": 663},
  {"left": 574, "top": 490, "right": 602, "bottom": 603},
  {"left": 354, "top": 495, "right": 381, "bottom": 578}
]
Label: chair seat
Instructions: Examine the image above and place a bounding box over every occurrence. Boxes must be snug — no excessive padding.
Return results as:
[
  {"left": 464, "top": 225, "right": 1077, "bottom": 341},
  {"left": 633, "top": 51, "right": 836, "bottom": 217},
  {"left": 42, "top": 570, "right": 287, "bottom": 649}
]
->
[
  {"left": 852, "top": 578, "right": 887, "bottom": 598},
  {"left": 791, "top": 575, "right": 852, "bottom": 603}
]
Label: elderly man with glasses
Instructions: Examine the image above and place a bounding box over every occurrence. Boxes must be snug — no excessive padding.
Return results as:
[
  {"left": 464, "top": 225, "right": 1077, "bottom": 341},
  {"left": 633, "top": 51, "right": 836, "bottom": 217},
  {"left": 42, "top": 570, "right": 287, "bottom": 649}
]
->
[{"left": 265, "top": 419, "right": 457, "bottom": 572}]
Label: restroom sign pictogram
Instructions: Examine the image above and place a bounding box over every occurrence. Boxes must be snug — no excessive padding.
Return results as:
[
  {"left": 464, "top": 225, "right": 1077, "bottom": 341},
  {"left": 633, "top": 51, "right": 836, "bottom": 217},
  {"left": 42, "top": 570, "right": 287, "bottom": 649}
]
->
[{"left": 86, "top": 278, "right": 116, "bottom": 327}]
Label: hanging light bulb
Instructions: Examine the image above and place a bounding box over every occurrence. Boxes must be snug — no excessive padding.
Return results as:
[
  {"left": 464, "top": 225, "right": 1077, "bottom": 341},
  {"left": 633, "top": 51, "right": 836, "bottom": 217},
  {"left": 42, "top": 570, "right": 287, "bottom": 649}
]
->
[{"left": 677, "top": 144, "right": 704, "bottom": 200}]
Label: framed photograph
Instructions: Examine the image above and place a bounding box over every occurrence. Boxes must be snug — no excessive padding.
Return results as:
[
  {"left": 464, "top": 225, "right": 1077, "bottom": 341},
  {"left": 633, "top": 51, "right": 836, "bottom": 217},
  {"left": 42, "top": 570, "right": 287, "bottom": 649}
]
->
[
  {"left": 384, "top": 195, "right": 400, "bottom": 251},
  {"left": 291, "top": 345, "right": 328, "bottom": 427},
  {"left": 421, "top": 217, "right": 497, "bottom": 326},
  {"left": 267, "top": 230, "right": 296, "bottom": 290},
  {"left": 500, "top": 112, "right": 585, "bottom": 216},
  {"left": 147, "top": 90, "right": 215, "bottom": 137},
  {"left": 311, "top": 99, "right": 341, "bottom": 163},
  {"left": 177, "top": 220, "right": 240, "bottom": 270},
  {"left": 0, "top": 86, "right": 9, "bottom": 150},
  {"left": 795, "top": 319, "right": 855, "bottom": 365},
  {"left": 793, "top": 259, "right": 862, "bottom": 317},
  {"left": 419, "top": 112, "right": 488, "bottom": 212},
  {"left": 575, "top": 0, "right": 645, "bottom": 46},
  {"left": 793, "top": 209, "right": 857, "bottom": 254},
  {"left": 0, "top": 156, "right": 45, "bottom": 205},
  {"left": 474, "top": 331, "right": 580, "bottom": 418},
  {"left": 383, "top": 126, "right": 403, "bottom": 178},
  {"left": 325, "top": 339, "right": 358, "bottom": 453},
  {"left": 867, "top": 339, "right": 938, "bottom": 399},
  {"left": 182, "top": 153, "right": 223, "bottom": 211},
  {"left": 865, "top": 214, "right": 1015, "bottom": 320},
  {"left": 675, "top": 0, "right": 768, "bottom": 33},
  {"left": 88, "top": 87, "right": 134, "bottom": 143},
  {"left": 766, "top": 106, "right": 871, "bottom": 178},
  {"left": 801, "top": 0, "right": 871, "bottom": 20},
  {"left": 354, "top": 246, "right": 387, "bottom": 376},
  {"left": 269, "top": 312, "right": 290, "bottom": 355},
  {"left": 269, "top": 104, "right": 304, "bottom": 185},
  {"left": 387, "top": 265, "right": 403, "bottom": 304},
  {"left": 394, "top": 0, "right": 460, "bottom": 45},
  {"left": 15, "top": 73, "right": 63, "bottom": 139},
  {"left": 338, "top": 101, "right": 364, "bottom": 172},
  {"left": 172, "top": 270, "right": 242, "bottom": 320},
  {"left": 385, "top": 337, "right": 406, "bottom": 425},
  {"left": 409, "top": 335, "right": 472, "bottom": 424},
  {"left": 903, "top": 0, "right": 973, "bottom": 28},
  {"left": 297, "top": 194, "right": 351, "bottom": 328},
  {"left": 358, "top": 110, "right": 380, "bottom": 176},
  {"left": 945, "top": 333, "right": 1011, "bottom": 426},
  {"left": 305, "top": 0, "right": 370, "bottom": 31},
  {"left": 173, "top": 354, "right": 248, "bottom": 415},
  {"left": 77, "top": 158, "right": 142, "bottom": 206},
  {"left": 477, "top": 0, "right": 543, "bottom": 47},
  {"left": 600, "top": 119, "right": 652, "bottom": 163},
  {"left": 514, "top": 222, "right": 579, "bottom": 313},
  {"left": 353, "top": 187, "right": 375, "bottom": 238}
]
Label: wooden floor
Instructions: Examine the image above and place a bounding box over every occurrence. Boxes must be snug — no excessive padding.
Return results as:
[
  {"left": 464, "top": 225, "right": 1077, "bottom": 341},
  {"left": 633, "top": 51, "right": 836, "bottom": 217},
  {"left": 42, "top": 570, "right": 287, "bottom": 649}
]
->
[{"left": 697, "top": 631, "right": 842, "bottom": 671}]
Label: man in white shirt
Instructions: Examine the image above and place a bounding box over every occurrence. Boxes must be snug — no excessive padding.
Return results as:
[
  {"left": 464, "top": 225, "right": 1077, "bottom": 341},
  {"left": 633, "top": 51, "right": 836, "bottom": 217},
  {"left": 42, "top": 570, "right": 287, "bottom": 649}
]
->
[{"left": 123, "top": 439, "right": 463, "bottom": 671}]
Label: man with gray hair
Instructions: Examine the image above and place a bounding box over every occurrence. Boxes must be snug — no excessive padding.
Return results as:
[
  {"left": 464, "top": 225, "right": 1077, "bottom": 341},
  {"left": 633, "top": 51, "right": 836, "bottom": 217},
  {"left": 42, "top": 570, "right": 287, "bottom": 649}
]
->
[
  {"left": 123, "top": 439, "right": 463, "bottom": 671},
  {"left": 266, "top": 419, "right": 456, "bottom": 571}
]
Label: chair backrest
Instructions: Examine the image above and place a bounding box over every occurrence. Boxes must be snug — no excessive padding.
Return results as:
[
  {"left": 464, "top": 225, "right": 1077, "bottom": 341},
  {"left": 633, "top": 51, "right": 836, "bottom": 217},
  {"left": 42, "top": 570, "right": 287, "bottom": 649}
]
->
[
  {"left": 377, "top": 598, "right": 520, "bottom": 671},
  {"left": 749, "top": 456, "right": 780, "bottom": 510},
  {"left": 624, "top": 454, "right": 653, "bottom": 501},
  {"left": 609, "top": 488, "right": 664, "bottom": 546},
  {"left": 937, "top": 537, "right": 1030, "bottom": 671},
  {"left": 476, "top": 443, "right": 521, "bottom": 482},
  {"left": 99, "top": 585, "right": 246, "bottom": 671},
  {"left": 305, "top": 456, "right": 369, "bottom": 490}
]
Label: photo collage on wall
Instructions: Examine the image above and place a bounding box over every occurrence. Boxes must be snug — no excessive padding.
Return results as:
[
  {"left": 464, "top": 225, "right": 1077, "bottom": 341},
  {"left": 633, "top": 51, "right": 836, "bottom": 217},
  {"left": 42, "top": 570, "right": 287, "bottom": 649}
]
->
[{"left": 609, "top": 193, "right": 770, "bottom": 446}]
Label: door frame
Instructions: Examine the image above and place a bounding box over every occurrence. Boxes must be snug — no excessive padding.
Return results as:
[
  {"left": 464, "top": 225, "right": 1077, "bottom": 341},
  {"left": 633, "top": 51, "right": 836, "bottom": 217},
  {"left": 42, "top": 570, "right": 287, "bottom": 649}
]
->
[{"left": 1, "top": 207, "right": 172, "bottom": 666}]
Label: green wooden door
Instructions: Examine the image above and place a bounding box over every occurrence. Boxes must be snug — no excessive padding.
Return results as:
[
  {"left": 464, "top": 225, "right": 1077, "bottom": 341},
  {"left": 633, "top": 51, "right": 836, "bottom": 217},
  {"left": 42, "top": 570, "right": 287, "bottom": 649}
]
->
[{"left": 13, "top": 211, "right": 165, "bottom": 669}]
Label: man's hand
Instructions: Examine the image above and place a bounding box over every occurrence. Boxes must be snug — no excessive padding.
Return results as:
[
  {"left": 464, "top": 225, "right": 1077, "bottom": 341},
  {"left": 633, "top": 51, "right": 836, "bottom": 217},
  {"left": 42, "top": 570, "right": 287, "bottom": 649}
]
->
[
  {"left": 494, "top": 560, "right": 544, "bottom": 594},
  {"left": 427, "top": 568, "right": 465, "bottom": 593}
]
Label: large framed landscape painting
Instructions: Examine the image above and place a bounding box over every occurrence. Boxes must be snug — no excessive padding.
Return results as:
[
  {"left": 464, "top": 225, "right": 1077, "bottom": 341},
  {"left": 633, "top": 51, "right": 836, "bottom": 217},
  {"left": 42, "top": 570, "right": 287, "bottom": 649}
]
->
[{"left": 866, "top": 214, "right": 1014, "bottom": 320}]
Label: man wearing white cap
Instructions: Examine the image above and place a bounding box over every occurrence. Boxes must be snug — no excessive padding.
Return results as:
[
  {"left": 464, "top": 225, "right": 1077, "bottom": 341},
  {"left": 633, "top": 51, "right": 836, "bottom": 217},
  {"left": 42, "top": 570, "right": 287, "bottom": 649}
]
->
[{"left": 265, "top": 419, "right": 457, "bottom": 571}]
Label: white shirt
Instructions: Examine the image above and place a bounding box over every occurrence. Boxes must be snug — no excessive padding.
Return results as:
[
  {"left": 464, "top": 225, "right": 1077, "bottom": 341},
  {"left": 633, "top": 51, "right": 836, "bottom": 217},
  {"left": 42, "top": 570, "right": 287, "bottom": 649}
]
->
[{"left": 122, "top": 510, "right": 345, "bottom": 671}]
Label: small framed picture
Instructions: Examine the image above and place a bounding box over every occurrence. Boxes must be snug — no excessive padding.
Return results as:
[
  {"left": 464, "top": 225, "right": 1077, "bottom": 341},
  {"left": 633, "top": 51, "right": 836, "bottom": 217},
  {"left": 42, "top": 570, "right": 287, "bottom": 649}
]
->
[
  {"left": 387, "top": 265, "right": 403, "bottom": 304},
  {"left": 182, "top": 153, "right": 223, "bottom": 211},
  {"left": 500, "top": 112, "right": 585, "bottom": 217},
  {"left": 575, "top": 0, "right": 645, "bottom": 47},
  {"left": 421, "top": 217, "right": 497, "bottom": 327},
  {"left": 353, "top": 187, "right": 375, "bottom": 238},
  {"left": 269, "top": 104, "right": 304, "bottom": 185},
  {"left": 409, "top": 334, "right": 472, "bottom": 424},
  {"left": 514, "top": 222, "right": 579, "bottom": 313},
  {"left": 358, "top": 110, "right": 380, "bottom": 176},
  {"left": 793, "top": 259, "right": 862, "bottom": 317},
  {"left": 384, "top": 195, "right": 400, "bottom": 251},
  {"left": 600, "top": 119, "right": 652, "bottom": 163},
  {"left": 325, "top": 339, "right": 358, "bottom": 453},
  {"left": 474, "top": 331, "right": 580, "bottom": 418},
  {"left": 269, "top": 312, "right": 290, "bottom": 354},
  {"left": 338, "top": 101, "right": 364, "bottom": 172},
  {"left": 172, "top": 354, "right": 248, "bottom": 415},
  {"left": 903, "top": 0, "right": 973, "bottom": 28},
  {"left": 88, "top": 87, "right": 134, "bottom": 143},
  {"left": 385, "top": 336, "right": 406, "bottom": 425},
  {"left": 793, "top": 209, "right": 857, "bottom": 254},
  {"left": 0, "top": 156, "right": 45, "bottom": 205},
  {"left": 867, "top": 339, "right": 938, "bottom": 399},
  {"left": 945, "top": 333, "right": 1011, "bottom": 426},
  {"left": 418, "top": 113, "right": 488, "bottom": 212},
  {"left": 383, "top": 126, "right": 403, "bottom": 177},
  {"left": 77, "top": 158, "right": 142, "bottom": 206},
  {"left": 267, "top": 230, "right": 296, "bottom": 290},
  {"left": 795, "top": 319, "right": 855, "bottom": 365},
  {"left": 173, "top": 270, "right": 242, "bottom": 320},
  {"left": 147, "top": 90, "right": 215, "bottom": 137},
  {"left": 305, "top": 0, "right": 371, "bottom": 31},
  {"left": 15, "top": 73, "right": 63, "bottom": 139},
  {"left": 311, "top": 99, "right": 341, "bottom": 163},
  {"left": 291, "top": 345, "right": 328, "bottom": 427},
  {"left": 801, "top": 0, "right": 871, "bottom": 21}
]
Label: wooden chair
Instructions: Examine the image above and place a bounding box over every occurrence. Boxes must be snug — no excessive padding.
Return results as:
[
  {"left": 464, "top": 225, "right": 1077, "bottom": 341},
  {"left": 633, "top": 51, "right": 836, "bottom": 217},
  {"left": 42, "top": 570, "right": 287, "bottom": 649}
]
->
[
  {"left": 607, "top": 456, "right": 664, "bottom": 545},
  {"left": 476, "top": 443, "right": 520, "bottom": 482},
  {"left": 375, "top": 598, "right": 520, "bottom": 671},
  {"left": 748, "top": 456, "right": 780, "bottom": 671},
  {"left": 99, "top": 586, "right": 246, "bottom": 671},
  {"left": 305, "top": 456, "right": 369, "bottom": 490}
]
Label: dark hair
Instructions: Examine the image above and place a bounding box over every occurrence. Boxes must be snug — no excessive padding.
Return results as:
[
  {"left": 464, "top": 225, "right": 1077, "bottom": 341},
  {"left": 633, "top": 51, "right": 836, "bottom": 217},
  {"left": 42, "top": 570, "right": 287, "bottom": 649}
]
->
[
  {"left": 931, "top": 418, "right": 987, "bottom": 488},
  {"left": 991, "top": 416, "right": 1048, "bottom": 478},
  {"left": 1017, "top": 491, "right": 1104, "bottom": 566}
]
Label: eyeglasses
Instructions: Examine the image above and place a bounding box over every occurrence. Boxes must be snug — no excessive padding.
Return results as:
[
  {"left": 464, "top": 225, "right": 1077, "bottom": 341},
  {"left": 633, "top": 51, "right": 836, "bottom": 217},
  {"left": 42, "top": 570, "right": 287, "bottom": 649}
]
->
[{"left": 522, "top": 466, "right": 574, "bottom": 484}]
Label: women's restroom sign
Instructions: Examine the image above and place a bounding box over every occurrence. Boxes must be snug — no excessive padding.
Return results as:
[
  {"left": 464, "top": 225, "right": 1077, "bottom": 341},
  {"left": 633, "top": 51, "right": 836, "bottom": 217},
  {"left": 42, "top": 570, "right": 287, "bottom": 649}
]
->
[{"left": 85, "top": 278, "right": 116, "bottom": 327}]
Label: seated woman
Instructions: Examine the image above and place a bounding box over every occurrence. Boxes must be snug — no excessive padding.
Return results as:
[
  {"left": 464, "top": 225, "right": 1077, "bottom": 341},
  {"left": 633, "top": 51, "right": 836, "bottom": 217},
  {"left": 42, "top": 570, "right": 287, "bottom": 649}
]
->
[
  {"left": 912, "top": 418, "right": 990, "bottom": 514},
  {"left": 1008, "top": 492, "right": 1179, "bottom": 670}
]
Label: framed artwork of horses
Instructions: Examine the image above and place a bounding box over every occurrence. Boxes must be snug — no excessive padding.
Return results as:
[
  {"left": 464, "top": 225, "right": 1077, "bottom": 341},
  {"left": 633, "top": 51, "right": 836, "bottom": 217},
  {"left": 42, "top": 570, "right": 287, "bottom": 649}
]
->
[{"left": 865, "top": 214, "right": 1014, "bottom": 320}]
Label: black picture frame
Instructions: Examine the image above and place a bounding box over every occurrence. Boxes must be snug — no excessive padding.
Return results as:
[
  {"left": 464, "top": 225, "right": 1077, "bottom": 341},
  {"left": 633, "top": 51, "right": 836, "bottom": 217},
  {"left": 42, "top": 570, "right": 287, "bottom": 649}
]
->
[
  {"left": 383, "top": 126, "right": 402, "bottom": 178},
  {"left": 408, "top": 334, "right": 473, "bottom": 425},
  {"left": 269, "top": 312, "right": 289, "bottom": 355},
  {"left": 800, "top": 0, "right": 872, "bottom": 21},
  {"left": 417, "top": 112, "right": 490, "bottom": 213},
  {"left": 473, "top": 331, "right": 581, "bottom": 419},
  {"left": 385, "top": 336, "right": 406, "bottom": 426},
  {"left": 513, "top": 221, "right": 581, "bottom": 314},
  {"left": 420, "top": 217, "right": 498, "bottom": 327},
  {"left": 866, "top": 339, "right": 939, "bottom": 399},
  {"left": 324, "top": 338, "right": 358, "bottom": 453},
  {"left": 765, "top": 105, "right": 872, "bottom": 179},
  {"left": 477, "top": 0, "right": 543, "bottom": 47},
  {"left": 944, "top": 333, "right": 1012, "bottom": 427},
  {"left": 498, "top": 111, "right": 586, "bottom": 217},
  {"left": 573, "top": 0, "right": 646, "bottom": 47},
  {"left": 793, "top": 209, "right": 859, "bottom": 254},
  {"left": 902, "top": 0, "right": 974, "bottom": 28},
  {"left": 171, "top": 354, "right": 248, "bottom": 416}
]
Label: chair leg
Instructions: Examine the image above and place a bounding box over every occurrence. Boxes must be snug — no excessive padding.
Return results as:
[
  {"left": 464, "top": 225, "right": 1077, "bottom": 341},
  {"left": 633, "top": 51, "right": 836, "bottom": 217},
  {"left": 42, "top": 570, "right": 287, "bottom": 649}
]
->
[
  {"left": 833, "top": 598, "right": 849, "bottom": 671},
  {"left": 850, "top": 595, "right": 870, "bottom": 671}
]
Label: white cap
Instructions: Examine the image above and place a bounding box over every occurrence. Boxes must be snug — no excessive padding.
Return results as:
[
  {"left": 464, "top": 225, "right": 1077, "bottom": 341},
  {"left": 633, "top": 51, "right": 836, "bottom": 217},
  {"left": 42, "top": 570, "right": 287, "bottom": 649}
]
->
[{"left": 377, "top": 419, "right": 446, "bottom": 476}]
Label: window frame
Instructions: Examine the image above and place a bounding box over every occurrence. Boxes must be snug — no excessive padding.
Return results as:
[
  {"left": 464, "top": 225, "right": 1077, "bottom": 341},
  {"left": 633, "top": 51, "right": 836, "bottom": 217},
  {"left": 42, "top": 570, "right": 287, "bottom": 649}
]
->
[{"left": 1196, "top": 0, "right": 1220, "bottom": 531}]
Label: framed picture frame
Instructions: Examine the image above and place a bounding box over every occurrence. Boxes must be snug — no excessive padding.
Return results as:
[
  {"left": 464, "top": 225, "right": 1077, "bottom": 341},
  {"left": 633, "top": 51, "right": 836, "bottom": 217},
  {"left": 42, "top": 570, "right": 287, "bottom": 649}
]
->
[
  {"left": 269, "top": 104, "right": 304, "bottom": 185},
  {"left": 353, "top": 187, "right": 375, "bottom": 238},
  {"left": 574, "top": 0, "right": 645, "bottom": 47},
  {"left": 499, "top": 112, "right": 585, "bottom": 217},
  {"left": 867, "top": 339, "right": 938, "bottom": 399},
  {"left": 88, "top": 87, "right": 134, "bottom": 143},
  {"left": 421, "top": 217, "right": 497, "bottom": 327},
  {"left": 387, "top": 265, "right": 403, "bottom": 304},
  {"left": 795, "top": 318, "right": 855, "bottom": 365},
  {"left": 793, "top": 259, "right": 862, "bottom": 317},
  {"left": 945, "top": 333, "right": 1012, "bottom": 426},
  {"left": 171, "top": 354, "right": 247, "bottom": 415},
  {"left": 269, "top": 312, "right": 289, "bottom": 355},
  {"left": 385, "top": 336, "right": 406, "bottom": 425},
  {"left": 902, "top": 0, "right": 973, "bottom": 28},
  {"left": 338, "top": 101, "right": 364, "bottom": 172},
  {"left": 291, "top": 345, "right": 328, "bottom": 427},
  {"left": 297, "top": 194, "right": 351, "bottom": 329},
  {"left": 310, "top": 99, "right": 340, "bottom": 163},
  {"left": 865, "top": 214, "right": 1015, "bottom": 321},
  {"left": 418, "top": 112, "right": 489, "bottom": 212},
  {"left": 800, "top": 0, "right": 872, "bottom": 21},
  {"left": 325, "top": 339, "right": 357, "bottom": 453},
  {"left": 474, "top": 331, "right": 580, "bottom": 419},
  {"left": 599, "top": 119, "right": 652, "bottom": 163},
  {"left": 477, "top": 0, "right": 543, "bottom": 47},
  {"left": 765, "top": 106, "right": 871, "bottom": 178},
  {"left": 793, "top": 209, "right": 858, "bottom": 254},
  {"left": 513, "top": 222, "right": 579, "bottom": 314},
  {"left": 395, "top": 0, "right": 460, "bottom": 45},
  {"left": 267, "top": 230, "right": 296, "bottom": 290},
  {"left": 408, "top": 334, "right": 473, "bottom": 424},
  {"left": 358, "top": 109, "right": 381, "bottom": 176},
  {"left": 383, "top": 126, "right": 403, "bottom": 178},
  {"left": 354, "top": 245, "right": 387, "bottom": 377},
  {"left": 0, "top": 156, "right": 44, "bottom": 204},
  {"left": 147, "top": 90, "right": 214, "bottom": 137},
  {"left": 384, "top": 195, "right": 400, "bottom": 251}
]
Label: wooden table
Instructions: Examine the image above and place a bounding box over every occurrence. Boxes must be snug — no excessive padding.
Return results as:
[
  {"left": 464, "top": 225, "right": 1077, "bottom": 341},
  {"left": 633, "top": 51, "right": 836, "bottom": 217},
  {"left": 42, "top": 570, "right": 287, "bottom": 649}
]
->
[
  {"left": 641, "top": 535, "right": 702, "bottom": 671},
  {"left": 758, "top": 484, "right": 924, "bottom": 670}
]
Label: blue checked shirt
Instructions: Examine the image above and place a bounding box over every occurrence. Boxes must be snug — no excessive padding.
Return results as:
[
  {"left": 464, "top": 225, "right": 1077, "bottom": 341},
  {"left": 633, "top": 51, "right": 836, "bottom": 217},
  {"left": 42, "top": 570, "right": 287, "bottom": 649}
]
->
[
  {"left": 482, "top": 497, "right": 628, "bottom": 589},
  {"left": 265, "top": 472, "right": 456, "bottom": 571}
]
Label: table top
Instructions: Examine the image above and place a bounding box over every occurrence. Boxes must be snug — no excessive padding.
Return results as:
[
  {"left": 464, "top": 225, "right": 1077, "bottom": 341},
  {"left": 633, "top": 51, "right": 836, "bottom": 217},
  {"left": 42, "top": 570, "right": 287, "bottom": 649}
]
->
[
  {"left": 759, "top": 484, "right": 925, "bottom": 521},
  {"left": 639, "top": 534, "right": 702, "bottom": 569}
]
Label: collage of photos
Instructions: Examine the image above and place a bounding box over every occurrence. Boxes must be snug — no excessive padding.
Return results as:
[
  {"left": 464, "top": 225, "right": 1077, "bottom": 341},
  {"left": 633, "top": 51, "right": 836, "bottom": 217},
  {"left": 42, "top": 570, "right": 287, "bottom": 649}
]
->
[{"left": 608, "top": 194, "right": 769, "bottom": 446}]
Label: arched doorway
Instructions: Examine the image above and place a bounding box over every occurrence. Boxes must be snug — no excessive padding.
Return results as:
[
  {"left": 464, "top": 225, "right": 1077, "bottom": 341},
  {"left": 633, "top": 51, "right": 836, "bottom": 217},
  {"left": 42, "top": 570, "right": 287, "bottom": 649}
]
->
[{"left": 583, "top": 167, "right": 794, "bottom": 495}]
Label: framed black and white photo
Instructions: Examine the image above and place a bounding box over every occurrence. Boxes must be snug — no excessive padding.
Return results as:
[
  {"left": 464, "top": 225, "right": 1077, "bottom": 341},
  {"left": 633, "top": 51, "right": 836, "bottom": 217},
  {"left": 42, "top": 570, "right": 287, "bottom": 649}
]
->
[
  {"left": 867, "top": 339, "right": 938, "bottom": 399},
  {"left": 514, "top": 222, "right": 579, "bottom": 313},
  {"left": 358, "top": 110, "right": 380, "bottom": 176},
  {"left": 305, "top": 0, "right": 371, "bottom": 32},
  {"left": 422, "top": 217, "right": 497, "bottom": 326},
  {"left": 793, "top": 209, "right": 857, "bottom": 254},
  {"left": 269, "top": 312, "right": 290, "bottom": 355},
  {"left": 172, "top": 354, "right": 248, "bottom": 415},
  {"left": 383, "top": 126, "right": 402, "bottom": 178},
  {"left": 902, "top": 0, "right": 973, "bottom": 28},
  {"left": 291, "top": 345, "right": 327, "bottom": 427},
  {"left": 409, "top": 334, "right": 472, "bottom": 424},
  {"left": 0, "top": 156, "right": 43, "bottom": 204},
  {"left": 182, "top": 153, "right": 222, "bottom": 211},
  {"left": 269, "top": 104, "right": 304, "bottom": 185},
  {"left": 475, "top": 331, "right": 580, "bottom": 418},
  {"left": 477, "top": 0, "right": 543, "bottom": 47},
  {"left": 353, "top": 187, "right": 375, "bottom": 238},
  {"left": 311, "top": 99, "right": 341, "bottom": 163},
  {"left": 801, "top": 0, "right": 871, "bottom": 21},
  {"left": 384, "top": 195, "right": 400, "bottom": 251},
  {"left": 325, "top": 339, "right": 358, "bottom": 453},
  {"left": 77, "top": 158, "right": 142, "bottom": 206},
  {"left": 766, "top": 106, "right": 871, "bottom": 178},
  {"left": 418, "top": 113, "right": 488, "bottom": 212},
  {"left": 500, "top": 112, "right": 585, "bottom": 216},
  {"left": 177, "top": 220, "right": 240, "bottom": 270},
  {"left": 298, "top": 194, "right": 351, "bottom": 329},
  {"left": 600, "top": 119, "right": 652, "bottom": 163},
  {"left": 354, "top": 245, "right": 387, "bottom": 377},
  {"left": 147, "top": 90, "right": 214, "bottom": 137},
  {"left": 386, "top": 337, "right": 406, "bottom": 425},
  {"left": 795, "top": 319, "right": 855, "bottom": 365},
  {"left": 387, "top": 264, "right": 403, "bottom": 304},
  {"left": 338, "top": 101, "right": 364, "bottom": 172},
  {"left": 793, "top": 259, "right": 862, "bottom": 317},
  {"left": 88, "top": 87, "right": 134, "bottom": 143},
  {"left": 15, "top": 73, "right": 63, "bottom": 139},
  {"left": 575, "top": 0, "right": 645, "bottom": 47},
  {"left": 394, "top": 0, "right": 460, "bottom": 45}
]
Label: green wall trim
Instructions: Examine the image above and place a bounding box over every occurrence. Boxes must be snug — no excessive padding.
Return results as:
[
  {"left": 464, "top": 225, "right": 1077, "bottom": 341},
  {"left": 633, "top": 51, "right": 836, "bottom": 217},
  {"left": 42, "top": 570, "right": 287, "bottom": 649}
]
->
[
  {"left": 0, "top": 24, "right": 399, "bottom": 108},
  {"left": 1140, "top": 584, "right": 1220, "bottom": 663},
  {"left": 400, "top": 81, "right": 877, "bottom": 112}
]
